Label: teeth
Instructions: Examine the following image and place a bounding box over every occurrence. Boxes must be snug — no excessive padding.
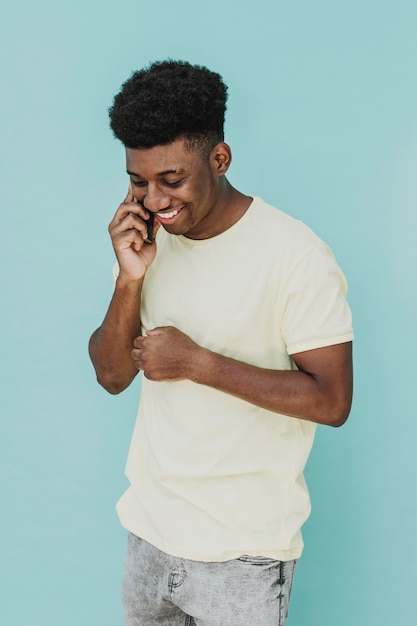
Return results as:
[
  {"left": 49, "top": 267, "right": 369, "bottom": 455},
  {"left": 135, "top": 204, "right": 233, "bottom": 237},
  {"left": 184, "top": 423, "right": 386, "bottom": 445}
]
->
[{"left": 158, "top": 208, "right": 180, "bottom": 219}]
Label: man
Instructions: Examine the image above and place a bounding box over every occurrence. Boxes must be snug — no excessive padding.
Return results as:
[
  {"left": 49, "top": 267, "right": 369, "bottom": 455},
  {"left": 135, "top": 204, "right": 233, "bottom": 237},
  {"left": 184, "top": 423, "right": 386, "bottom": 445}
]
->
[{"left": 89, "top": 60, "right": 353, "bottom": 626}]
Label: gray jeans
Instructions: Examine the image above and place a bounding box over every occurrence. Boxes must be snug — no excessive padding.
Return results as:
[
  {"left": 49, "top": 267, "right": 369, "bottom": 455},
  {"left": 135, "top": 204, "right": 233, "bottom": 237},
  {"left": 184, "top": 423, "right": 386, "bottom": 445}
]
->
[{"left": 122, "top": 533, "right": 296, "bottom": 626}]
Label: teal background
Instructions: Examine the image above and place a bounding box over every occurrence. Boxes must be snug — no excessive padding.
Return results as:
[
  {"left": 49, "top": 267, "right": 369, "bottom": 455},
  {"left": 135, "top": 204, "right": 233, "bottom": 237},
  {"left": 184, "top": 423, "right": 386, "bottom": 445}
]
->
[{"left": 1, "top": 1, "right": 416, "bottom": 624}]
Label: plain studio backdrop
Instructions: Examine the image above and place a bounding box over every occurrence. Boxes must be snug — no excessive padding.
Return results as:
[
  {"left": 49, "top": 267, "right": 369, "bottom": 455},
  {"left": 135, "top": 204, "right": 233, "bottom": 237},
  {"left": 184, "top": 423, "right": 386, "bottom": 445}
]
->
[{"left": 1, "top": 1, "right": 416, "bottom": 624}]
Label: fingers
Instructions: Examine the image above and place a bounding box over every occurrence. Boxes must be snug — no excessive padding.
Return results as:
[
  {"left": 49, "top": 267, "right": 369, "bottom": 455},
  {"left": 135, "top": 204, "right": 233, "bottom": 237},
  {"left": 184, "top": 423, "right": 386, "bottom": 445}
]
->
[
  {"left": 131, "top": 336, "right": 145, "bottom": 371},
  {"left": 130, "top": 327, "right": 190, "bottom": 381},
  {"left": 110, "top": 223, "right": 147, "bottom": 257},
  {"left": 112, "top": 202, "right": 149, "bottom": 225},
  {"left": 112, "top": 186, "right": 150, "bottom": 224},
  {"left": 109, "top": 188, "right": 153, "bottom": 249},
  {"left": 110, "top": 210, "right": 149, "bottom": 241},
  {"left": 131, "top": 347, "right": 142, "bottom": 369},
  {"left": 133, "top": 335, "right": 144, "bottom": 349},
  {"left": 131, "top": 333, "right": 158, "bottom": 371}
]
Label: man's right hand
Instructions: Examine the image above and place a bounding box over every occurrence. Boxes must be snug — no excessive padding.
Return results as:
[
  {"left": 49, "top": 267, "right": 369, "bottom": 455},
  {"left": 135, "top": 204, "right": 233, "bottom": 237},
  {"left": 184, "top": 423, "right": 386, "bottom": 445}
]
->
[{"left": 108, "top": 186, "right": 160, "bottom": 282}]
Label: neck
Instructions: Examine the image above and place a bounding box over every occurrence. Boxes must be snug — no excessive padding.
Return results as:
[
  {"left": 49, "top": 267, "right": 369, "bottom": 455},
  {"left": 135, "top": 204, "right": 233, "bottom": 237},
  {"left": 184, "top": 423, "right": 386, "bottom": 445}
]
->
[
  {"left": 209, "top": 179, "right": 252, "bottom": 237},
  {"left": 187, "top": 179, "right": 252, "bottom": 240}
]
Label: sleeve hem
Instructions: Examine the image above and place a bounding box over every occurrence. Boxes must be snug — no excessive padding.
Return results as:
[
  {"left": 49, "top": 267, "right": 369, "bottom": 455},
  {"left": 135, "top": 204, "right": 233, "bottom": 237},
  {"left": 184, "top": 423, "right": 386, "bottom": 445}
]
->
[{"left": 287, "top": 332, "right": 354, "bottom": 355}]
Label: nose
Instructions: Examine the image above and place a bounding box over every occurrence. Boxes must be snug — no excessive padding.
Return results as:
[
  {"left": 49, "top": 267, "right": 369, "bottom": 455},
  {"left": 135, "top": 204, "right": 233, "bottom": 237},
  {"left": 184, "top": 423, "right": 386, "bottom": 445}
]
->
[{"left": 142, "top": 184, "right": 170, "bottom": 213}]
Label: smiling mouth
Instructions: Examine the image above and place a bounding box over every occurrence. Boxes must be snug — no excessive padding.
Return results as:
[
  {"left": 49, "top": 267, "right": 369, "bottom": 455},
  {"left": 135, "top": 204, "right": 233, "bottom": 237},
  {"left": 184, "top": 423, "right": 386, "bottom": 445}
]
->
[{"left": 156, "top": 207, "right": 184, "bottom": 223}]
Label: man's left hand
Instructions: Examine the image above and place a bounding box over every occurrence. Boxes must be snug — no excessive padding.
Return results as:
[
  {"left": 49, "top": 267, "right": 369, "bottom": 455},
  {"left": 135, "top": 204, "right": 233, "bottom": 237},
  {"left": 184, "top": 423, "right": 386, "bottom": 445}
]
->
[{"left": 132, "top": 326, "right": 202, "bottom": 381}]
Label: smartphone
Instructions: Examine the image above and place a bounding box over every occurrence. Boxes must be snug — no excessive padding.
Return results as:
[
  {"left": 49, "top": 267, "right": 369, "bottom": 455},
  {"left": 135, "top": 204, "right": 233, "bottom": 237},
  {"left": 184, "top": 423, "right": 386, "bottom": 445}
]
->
[
  {"left": 145, "top": 212, "right": 154, "bottom": 243},
  {"left": 130, "top": 192, "right": 154, "bottom": 243}
]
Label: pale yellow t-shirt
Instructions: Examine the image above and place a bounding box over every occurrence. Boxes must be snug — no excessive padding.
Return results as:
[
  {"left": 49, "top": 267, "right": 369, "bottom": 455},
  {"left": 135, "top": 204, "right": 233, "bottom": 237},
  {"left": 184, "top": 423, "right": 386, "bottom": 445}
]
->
[{"left": 116, "top": 197, "right": 354, "bottom": 562}]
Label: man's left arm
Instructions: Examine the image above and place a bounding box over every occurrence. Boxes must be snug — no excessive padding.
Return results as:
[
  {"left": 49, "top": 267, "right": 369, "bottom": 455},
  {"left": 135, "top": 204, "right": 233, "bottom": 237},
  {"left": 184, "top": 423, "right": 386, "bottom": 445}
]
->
[{"left": 132, "top": 327, "right": 353, "bottom": 427}]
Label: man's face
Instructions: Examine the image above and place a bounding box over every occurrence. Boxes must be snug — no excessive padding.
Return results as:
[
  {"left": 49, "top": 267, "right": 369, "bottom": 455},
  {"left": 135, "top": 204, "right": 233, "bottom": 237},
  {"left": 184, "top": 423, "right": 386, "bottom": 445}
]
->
[{"left": 126, "top": 138, "right": 228, "bottom": 240}]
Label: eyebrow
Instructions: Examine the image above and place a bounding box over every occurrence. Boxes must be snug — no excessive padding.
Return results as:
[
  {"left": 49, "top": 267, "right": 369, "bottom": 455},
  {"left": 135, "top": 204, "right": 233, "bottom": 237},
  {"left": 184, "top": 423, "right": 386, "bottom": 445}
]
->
[{"left": 126, "top": 168, "right": 186, "bottom": 177}]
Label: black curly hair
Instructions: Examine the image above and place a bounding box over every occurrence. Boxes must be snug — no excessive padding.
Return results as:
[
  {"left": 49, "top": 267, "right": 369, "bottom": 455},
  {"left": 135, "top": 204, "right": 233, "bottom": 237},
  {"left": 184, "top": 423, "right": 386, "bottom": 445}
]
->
[{"left": 109, "top": 60, "right": 228, "bottom": 156}]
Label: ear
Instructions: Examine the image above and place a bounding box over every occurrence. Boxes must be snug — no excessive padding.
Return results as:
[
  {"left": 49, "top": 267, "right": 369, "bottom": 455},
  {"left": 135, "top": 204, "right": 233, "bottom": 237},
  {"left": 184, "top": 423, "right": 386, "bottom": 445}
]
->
[{"left": 210, "top": 142, "right": 232, "bottom": 176}]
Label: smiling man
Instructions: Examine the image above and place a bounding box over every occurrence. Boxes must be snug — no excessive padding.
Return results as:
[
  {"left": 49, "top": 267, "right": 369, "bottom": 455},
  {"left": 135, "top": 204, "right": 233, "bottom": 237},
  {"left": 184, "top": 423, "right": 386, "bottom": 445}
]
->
[{"left": 89, "top": 60, "right": 354, "bottom": 626}]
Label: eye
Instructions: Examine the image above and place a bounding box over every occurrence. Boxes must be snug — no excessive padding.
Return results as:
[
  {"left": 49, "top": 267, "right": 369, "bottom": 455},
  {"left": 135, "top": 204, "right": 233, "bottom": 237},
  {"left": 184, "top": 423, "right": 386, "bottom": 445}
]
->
[
  {"left": 131, "top": 179, "right": 147, "bottom": 187},
  {"left": 164, "top": 179, "right": 184, "bottom": 187}
]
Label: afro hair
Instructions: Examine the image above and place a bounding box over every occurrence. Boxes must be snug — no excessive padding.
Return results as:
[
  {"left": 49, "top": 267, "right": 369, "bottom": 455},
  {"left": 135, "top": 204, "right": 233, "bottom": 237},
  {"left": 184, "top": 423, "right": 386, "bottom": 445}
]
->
[{"left": 109, "top": 60, "right": 228, "bottom": 152}]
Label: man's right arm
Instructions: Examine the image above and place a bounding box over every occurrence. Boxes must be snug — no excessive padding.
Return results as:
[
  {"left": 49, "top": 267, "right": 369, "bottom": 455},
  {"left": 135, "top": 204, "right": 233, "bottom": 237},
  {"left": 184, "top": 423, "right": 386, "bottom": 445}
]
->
[
  {"left": 89, "top": 278, "right": 143, "bottom": 394},
  {"left": 88, "top": 187, "right": 159, "bottom": 394}
]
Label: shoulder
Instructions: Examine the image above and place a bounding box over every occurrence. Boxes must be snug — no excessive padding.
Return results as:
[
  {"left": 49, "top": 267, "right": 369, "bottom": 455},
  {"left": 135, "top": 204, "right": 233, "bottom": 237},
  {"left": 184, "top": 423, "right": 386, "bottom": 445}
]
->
[
  {"left": 252, "top": 197, "right": 320, "bottom": 241},
  {"left": 246, "top": 197, "right": 328, "bottom": 266}
]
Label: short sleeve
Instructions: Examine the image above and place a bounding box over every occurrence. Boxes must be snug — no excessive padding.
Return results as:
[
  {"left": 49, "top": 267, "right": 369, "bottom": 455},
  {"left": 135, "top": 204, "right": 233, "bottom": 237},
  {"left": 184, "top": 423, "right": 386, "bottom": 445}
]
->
[{"left": 281, "top": 243, "right": 354, "bottom": 355}]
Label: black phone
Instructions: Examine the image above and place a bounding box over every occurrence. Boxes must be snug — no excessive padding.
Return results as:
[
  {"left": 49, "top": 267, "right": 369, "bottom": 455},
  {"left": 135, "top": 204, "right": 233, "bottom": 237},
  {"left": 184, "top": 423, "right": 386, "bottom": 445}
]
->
[{"left": 145, "top": 212, "right": 154, "bottom": 243}]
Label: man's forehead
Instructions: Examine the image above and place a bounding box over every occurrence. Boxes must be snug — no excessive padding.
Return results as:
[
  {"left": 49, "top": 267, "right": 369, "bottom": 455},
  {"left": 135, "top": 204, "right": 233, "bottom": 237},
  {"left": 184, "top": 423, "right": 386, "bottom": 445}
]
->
[{"left": 125, "top": 139, "right": 202, "bottom": 174}]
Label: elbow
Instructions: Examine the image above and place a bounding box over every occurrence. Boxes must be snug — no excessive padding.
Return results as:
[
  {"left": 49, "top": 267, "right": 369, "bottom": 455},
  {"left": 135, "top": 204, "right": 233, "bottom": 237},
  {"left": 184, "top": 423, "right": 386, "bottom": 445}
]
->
[
  {"left": 89, "top": 332, "right": 135, "bottom": 395},
  {"left": 315, "top": 375, "right": 353, "bottom": 427},
  {"left": 328, "top": 412, "right": 349, "bottom": 428},
  {"left": 311, "top": 386, "right": 352, "bottom": 427},
  {"left": 97, "top": 377, "right": 126, "bottom": 395},
  {"left": 324, "top": 398, "right": 352, "bottom": 428},
  {"left": 95, "top": 371, "right": 132, "bottom": 395},
  {"left": 91, "top": 358, "right": 135, "bottom": 394}
]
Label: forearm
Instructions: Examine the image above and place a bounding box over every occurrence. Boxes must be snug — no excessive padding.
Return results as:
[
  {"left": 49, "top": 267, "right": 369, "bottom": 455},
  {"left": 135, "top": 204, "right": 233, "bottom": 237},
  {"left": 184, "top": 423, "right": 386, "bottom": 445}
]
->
[
  {"left": 89, "top": 277, "right": 143, "bottom": 394},
  {"left": 191, "top": 347, "right": 352, "bottom": 427},
  {"left": 132, "top": 327, "right": 352, "bottom": 426}
]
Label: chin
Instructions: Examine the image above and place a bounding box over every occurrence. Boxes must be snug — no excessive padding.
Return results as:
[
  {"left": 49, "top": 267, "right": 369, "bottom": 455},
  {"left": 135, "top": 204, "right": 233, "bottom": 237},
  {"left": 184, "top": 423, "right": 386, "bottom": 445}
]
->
[{"left": 161, "top": 223, "right": 188, "bottom": 236}]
